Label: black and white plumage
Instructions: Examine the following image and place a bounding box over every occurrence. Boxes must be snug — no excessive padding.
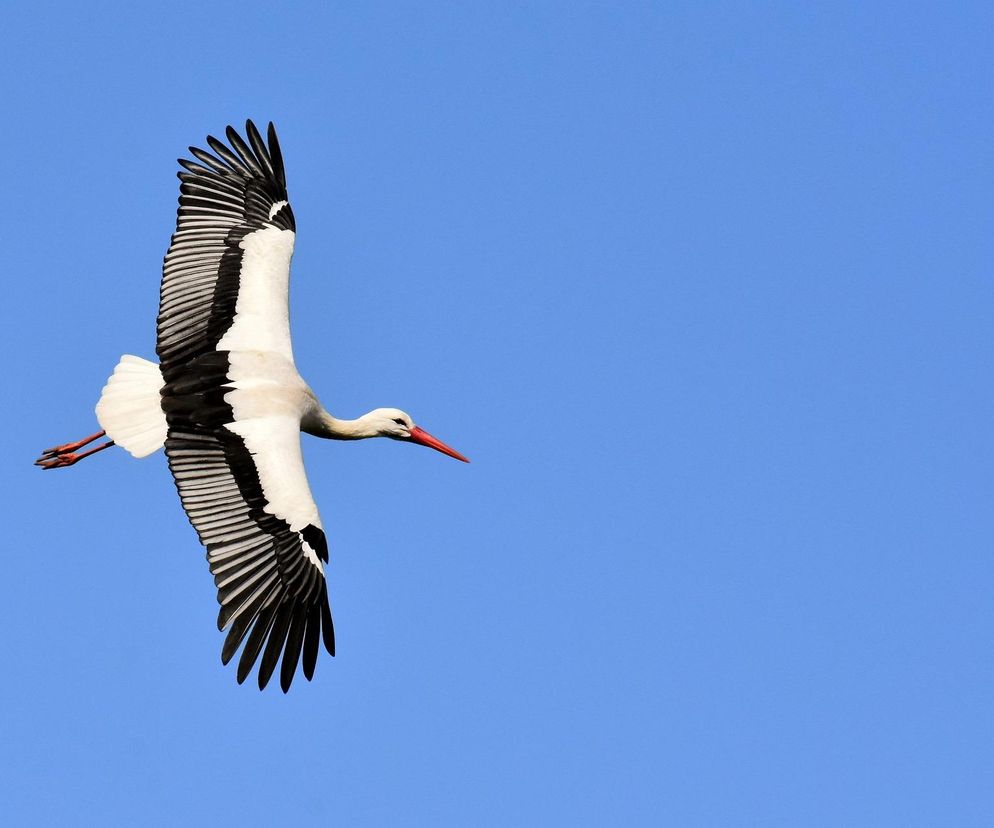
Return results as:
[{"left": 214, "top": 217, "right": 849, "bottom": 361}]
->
[
  {"left": 157, "top": 123, "right": 330, "bottom": 692},
  {"left": 37, "top": 121, "right": 469, "bottom": 692}
]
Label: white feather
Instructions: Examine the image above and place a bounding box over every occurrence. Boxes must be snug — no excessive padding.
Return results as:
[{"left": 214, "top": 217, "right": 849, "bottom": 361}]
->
[
  {"left": 215, "top": 227, "right": 296, "bottom": 361},
  {"left": 95, "top": 355, "right": 167, "bottom": 458}
]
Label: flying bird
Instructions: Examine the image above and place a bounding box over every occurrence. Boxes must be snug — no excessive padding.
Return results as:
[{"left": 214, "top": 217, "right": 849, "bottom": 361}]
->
[{"left": 36, "top": 120, "right": 468, "bottom": 692}]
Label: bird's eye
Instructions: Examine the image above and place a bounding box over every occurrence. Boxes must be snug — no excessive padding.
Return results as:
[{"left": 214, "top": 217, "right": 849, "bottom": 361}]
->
[{"left": 393, "top": 418, "right": 406, "bottom": 426}]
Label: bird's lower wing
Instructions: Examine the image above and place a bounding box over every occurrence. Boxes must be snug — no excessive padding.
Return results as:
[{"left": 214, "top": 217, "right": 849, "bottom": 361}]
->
[{"left": 164, "top": 416, "right": 334, "bottom": 692}]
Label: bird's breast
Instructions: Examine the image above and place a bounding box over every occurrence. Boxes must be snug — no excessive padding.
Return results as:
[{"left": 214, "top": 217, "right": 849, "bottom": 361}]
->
[{"left": 222, "top": 350, "right": 312, "bottom": 423}]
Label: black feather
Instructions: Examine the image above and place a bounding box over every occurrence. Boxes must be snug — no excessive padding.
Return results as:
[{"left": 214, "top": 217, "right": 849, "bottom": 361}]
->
[
  {"left": 178, "top": 159, "right": 217, "bottom": 176},
  {"left": 188, "top": 146, "right": 231, "bottom": 177},
  {"left": 221, "top": 576, "right": 278, "bottom": 661},
  {"left": 321, "top": 584, "right": 336, "bottom": 657},
  {"left": 258, "top": 599, "right": 294, "bottom": 690},
  {"left": 302, "top": 602, "right": 321, "bottom": 681},
  {"left": 205, "top": 134, "right": 250, "bottom": 175},
  {"left": 237, "top": 592, "right": 282, "bottom": 684},
  {"left": 280, "top": 608, "right": 308, "bottom": 693},
  {"left": 245, "top": 120, "right": 275, "bottom": 180},
  {"left": 225, "top": 125, "right": 265, "bottom": 178},
  {"left": 267, "top": 122, "right": 286, "bottom": 188},
  {"left": 219, "top": 570, "right": 274, "bottom": 637}
]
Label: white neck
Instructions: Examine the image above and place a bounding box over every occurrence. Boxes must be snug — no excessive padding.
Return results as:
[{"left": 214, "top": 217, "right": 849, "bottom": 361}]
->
[{"left": 302, "top": 409, "right": 381, "bottom": 440}]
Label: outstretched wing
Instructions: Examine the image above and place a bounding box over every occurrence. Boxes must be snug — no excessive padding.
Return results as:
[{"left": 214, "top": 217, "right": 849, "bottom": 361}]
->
[
  {"left": 156, "top": 120, "right": 297, "bottom": 383},
  {"left": 162, "top": 354, "right": 335, "bottom": 692},
  {"left": 157, "top": 122, "right": 333, "bottom": 691}
]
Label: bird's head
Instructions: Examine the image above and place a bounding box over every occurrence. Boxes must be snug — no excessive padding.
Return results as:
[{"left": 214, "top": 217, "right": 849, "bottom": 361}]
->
[{"left": 367, "top": 408, "right": 469, "bottom": 462}]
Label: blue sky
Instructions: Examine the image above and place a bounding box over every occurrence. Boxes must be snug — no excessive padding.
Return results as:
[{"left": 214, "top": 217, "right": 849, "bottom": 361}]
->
[{"left": 3, "top": 2, "right": 992, "bottom": 825}]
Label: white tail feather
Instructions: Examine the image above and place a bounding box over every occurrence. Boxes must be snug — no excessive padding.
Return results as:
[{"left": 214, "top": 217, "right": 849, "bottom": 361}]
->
[{"left": 95, "top": 355, "right": 167, "bottom": 458}]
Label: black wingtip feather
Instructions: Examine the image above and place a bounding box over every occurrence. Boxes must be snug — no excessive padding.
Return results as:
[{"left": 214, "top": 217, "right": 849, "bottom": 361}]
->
[
  {"left": 280, "top": 609, "right": 307, "bottom": 693},
  {"left": 205, "top": 134, "right": 250, "bottom": 176},
  {"left": 237, "top": 594, "right": 281, "bottom": 684},
  {"left": 188, "top": 146, "right": 231, "bottom": 177},
  {"left": 220, "top": 579, "right": 278, "bottom": 664},
  {"left": 302, "top": 602, "right": 320, "bottom": 681},
  {"left": 224, "top": 125, "right": 265, "bottom": 178},
  {"left": 258, "top": 600, "right": 294, "bottom": 690},
  {"left": 321, "top": 585, "right": 336, "bottom": 657},
  {"left": 245, "top": 120, "right": 275, "bottom": 180},
  {"left": 267, "top": 122, "right": 286, "bottom": 188}
]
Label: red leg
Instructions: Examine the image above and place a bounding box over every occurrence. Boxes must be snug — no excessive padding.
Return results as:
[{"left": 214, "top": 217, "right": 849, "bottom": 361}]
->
[
  {"left": 35, "top": 431, "right": 116, "bottom": 469},
  {"left": 40, "top": 430, "right": 106, "bottom": 456}
]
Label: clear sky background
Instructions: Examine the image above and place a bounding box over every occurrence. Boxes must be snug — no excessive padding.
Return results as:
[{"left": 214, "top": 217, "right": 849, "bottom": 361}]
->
[{"left": 2, "top": 3, "right": 991, "bottom": 825}]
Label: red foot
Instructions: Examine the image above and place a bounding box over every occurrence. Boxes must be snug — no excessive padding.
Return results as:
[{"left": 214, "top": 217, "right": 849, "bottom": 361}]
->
[
  {"left": 35, "top": 431, "right": 115, "bottom": 470},
  {"left": 36, "top": 452, "right": 84, "bottom": 469}
]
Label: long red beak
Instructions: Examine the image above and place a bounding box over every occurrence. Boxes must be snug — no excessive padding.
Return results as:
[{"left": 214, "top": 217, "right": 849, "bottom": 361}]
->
[{"left": 408, "top": 426, "right": 470, "bottom": 463}]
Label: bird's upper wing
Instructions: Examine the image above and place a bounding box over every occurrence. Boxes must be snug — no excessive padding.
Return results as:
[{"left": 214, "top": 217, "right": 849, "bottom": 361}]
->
[
  {"left": 162, "top": 353, "right": 335, "bottom": 692},
  {"left": 156, "top": 120, "right": 297, "bottom": 383}
]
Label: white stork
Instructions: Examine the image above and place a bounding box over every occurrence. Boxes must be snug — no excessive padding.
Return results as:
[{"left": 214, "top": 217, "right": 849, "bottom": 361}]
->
[{"left": 36, "top": 120, "right": 468, "bottom": 692}]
